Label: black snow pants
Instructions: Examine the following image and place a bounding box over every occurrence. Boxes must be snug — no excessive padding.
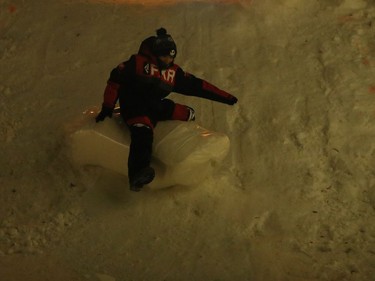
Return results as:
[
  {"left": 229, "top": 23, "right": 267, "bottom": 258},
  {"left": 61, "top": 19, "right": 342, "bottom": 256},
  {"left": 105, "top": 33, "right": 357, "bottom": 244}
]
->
[{"left": 120, "top": 98, "right": 193, "bottom": 182}]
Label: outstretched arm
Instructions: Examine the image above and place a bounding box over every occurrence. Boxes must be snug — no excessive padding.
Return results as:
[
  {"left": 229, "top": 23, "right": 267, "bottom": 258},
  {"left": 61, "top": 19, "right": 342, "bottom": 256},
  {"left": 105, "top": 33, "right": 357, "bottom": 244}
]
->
[{"left": 173, "top": 67, "right": 238, "bottom": 105}]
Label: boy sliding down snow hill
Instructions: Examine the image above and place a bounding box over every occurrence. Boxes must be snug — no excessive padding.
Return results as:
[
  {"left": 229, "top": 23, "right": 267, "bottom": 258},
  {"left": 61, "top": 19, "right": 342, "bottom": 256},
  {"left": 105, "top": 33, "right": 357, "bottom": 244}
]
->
[{"left": 96, "top": 27, "right": 238, "bottom": 192}]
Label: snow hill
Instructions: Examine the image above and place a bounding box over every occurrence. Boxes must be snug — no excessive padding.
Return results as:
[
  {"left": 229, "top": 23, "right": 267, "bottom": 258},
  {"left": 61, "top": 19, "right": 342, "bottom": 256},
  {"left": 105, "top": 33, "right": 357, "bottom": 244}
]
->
[{"left": 1, "top": 0, "right": 375, "bottom": 280}]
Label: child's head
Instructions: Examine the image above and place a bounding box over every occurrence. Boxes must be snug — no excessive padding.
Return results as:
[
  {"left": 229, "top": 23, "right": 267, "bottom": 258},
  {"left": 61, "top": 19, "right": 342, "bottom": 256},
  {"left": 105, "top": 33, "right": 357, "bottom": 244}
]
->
[{"left": 152, "top": 27, "right": 177, "bottom": 59}]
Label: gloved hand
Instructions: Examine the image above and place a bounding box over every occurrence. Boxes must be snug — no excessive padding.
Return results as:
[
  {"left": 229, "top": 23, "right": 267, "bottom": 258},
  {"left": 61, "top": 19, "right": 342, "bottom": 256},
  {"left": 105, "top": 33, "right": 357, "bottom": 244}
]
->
[
  {"left": 227, "top": 96, "right": 238, "bottom": 105},
  {"left": 95, "top": 105, "right": 113, "bottom": 123}
]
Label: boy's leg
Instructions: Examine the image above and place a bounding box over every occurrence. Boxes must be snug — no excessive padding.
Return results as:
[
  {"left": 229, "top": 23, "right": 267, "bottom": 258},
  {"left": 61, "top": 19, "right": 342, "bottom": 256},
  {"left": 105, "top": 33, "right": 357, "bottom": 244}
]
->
[
  {"left": 123, "top": 100, "right": 194, "bottom": 191},
  {"left": 126, "top": 116, "right": 155, "bottom": 191},
  {"left": 157, "top": 99, "right": 195, "bottom": 121}
]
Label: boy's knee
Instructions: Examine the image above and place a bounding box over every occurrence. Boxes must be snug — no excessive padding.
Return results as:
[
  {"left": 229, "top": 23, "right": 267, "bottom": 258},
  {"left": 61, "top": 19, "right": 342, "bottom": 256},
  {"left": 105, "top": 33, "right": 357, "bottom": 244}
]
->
[
  {"left": 126, "top": 116, "right": 154, "bottom": 130},
  {"left": 172, "top": 104, "right": 195, "bottom": 121}
]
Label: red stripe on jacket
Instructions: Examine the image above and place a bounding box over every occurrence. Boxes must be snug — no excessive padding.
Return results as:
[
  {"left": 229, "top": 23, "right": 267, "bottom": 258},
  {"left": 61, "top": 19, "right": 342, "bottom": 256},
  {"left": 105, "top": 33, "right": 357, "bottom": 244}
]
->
[{"left": 103, "top": 81, "right": 120, "bottom": 108}]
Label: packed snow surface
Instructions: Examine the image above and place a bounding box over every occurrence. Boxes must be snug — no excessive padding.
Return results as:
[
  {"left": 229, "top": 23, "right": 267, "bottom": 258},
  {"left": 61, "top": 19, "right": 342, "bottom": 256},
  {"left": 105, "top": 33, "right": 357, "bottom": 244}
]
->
[{"left": 1, "top": 0, "right": 375, "bottom": 280}]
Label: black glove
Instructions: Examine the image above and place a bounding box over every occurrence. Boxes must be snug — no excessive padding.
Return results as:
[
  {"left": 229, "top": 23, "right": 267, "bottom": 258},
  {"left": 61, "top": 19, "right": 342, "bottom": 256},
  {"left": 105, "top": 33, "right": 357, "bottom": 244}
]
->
[
  {"left": 227, "top": 96, "right": 238, "bottom": 105},
  {"left": 95, "top": 105, "right": 113, "bottom": 123}
]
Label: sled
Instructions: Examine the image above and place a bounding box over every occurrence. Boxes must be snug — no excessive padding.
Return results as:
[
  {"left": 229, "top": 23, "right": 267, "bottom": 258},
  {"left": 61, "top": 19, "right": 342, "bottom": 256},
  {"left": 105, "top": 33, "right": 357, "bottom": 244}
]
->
[{"left": 68, "top": 107, "right": 230, "bottom": 189}]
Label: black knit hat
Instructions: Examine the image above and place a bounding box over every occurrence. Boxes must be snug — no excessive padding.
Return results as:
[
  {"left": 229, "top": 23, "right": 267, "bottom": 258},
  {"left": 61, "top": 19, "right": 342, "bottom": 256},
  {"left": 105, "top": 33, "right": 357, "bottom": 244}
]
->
[{"left": 152, "top": 28, "right": 177, "bottom": 58}]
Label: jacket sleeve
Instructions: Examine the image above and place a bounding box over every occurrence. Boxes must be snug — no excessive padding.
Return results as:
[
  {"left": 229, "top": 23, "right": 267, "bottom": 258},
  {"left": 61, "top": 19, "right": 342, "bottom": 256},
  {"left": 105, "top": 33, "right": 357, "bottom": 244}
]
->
[
  {"left": 101, "top": 55, "right": 135, "bottom": 109},
  {"left": 173, "top": 67, "right": 238, "bottom": 105}
]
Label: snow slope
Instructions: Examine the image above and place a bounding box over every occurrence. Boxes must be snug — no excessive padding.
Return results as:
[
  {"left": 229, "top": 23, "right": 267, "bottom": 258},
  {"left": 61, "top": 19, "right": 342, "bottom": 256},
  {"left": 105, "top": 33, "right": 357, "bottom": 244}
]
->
[{"left": 1, "top": 0, "right": 375, "bottom": 280}]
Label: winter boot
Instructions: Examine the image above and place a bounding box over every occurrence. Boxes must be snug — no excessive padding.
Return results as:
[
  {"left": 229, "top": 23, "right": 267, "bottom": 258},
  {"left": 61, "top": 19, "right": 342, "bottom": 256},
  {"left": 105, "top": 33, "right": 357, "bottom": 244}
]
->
[{"left": 129, "top": 166, "right": 155, "bottom": 192}]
